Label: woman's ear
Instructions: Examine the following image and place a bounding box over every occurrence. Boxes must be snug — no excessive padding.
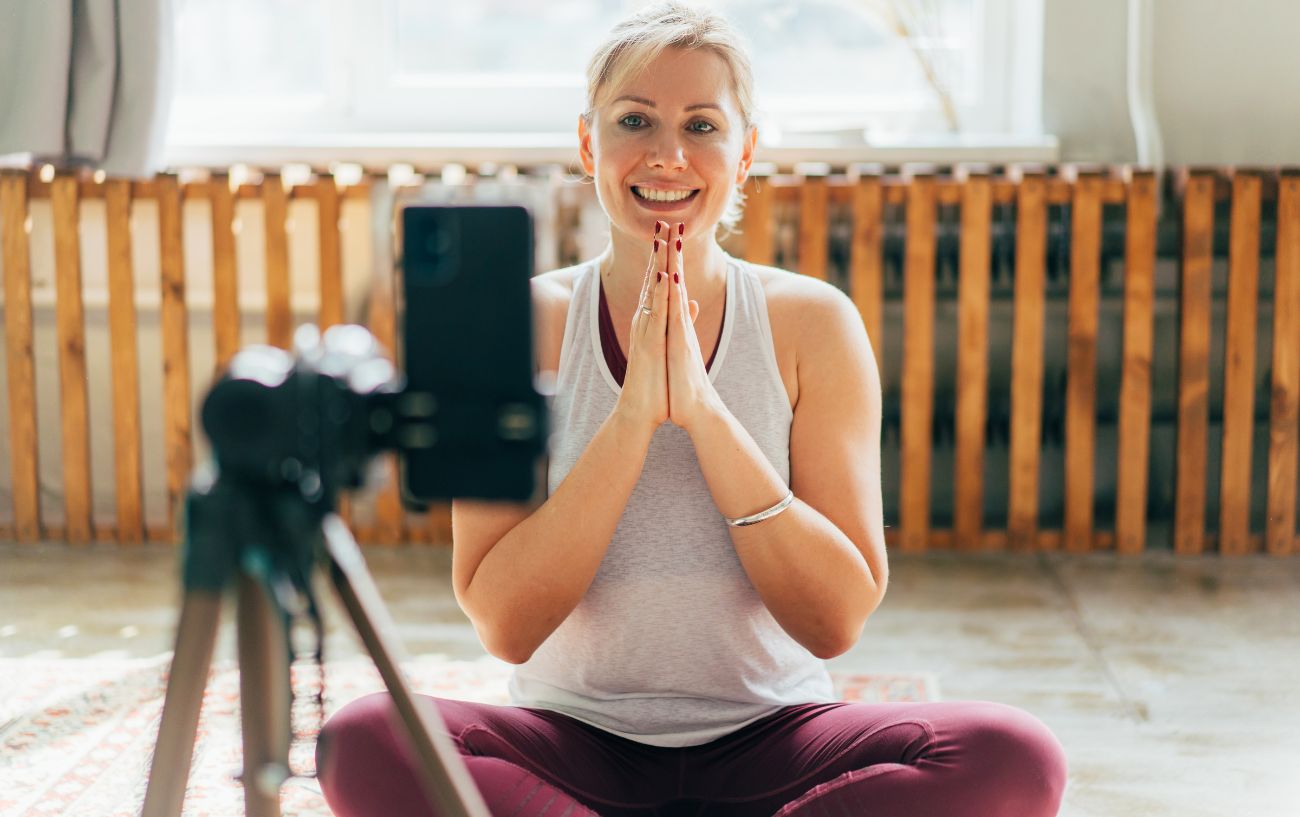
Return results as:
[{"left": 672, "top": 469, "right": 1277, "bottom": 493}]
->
[
  {"left": 734, "top": 125, "right": 758, "bottom": 185},
  {"left": 578, "top": 115, "right": 596, "bottom": 178}
]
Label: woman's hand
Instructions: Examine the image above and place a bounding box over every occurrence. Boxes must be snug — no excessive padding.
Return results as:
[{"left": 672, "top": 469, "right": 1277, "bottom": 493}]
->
[
  {"left": 666, "top": 222, "right": 723, "bottom": 433},
  {"left": 613, "top": 225, "right": 672, "bottom": 434}
]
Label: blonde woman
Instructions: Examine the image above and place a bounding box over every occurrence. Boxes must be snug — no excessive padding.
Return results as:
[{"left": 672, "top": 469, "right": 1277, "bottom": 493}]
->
[{"left": 316, "top": 4, "right": 1068, "bottom": 816}]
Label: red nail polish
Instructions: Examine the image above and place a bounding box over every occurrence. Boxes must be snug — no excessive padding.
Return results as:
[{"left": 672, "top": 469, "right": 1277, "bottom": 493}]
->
[
  {"left": 673, "top": 272, "right": 680, "bottom": 283},
  {"left": 653, "top": 238, "right": 659, "bottom": 251},
  {"left": 654, "top": 223, "right": 661, "bottom": 236},
  {"left": 676, "top": 239, "right": 682, "bottom": 251},
  {"left": 678, "top": 223, "right": 685, "bottom": 236}
]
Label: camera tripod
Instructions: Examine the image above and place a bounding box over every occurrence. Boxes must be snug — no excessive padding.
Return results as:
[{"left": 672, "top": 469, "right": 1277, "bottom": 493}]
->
[{"left": 138, "top": 327, "right": 496, "bottom": 817}]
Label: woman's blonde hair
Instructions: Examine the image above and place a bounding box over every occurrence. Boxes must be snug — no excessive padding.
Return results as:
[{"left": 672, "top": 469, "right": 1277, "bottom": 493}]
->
[{"left": 581, "top": 1, "right": 756, "bottom": 232}]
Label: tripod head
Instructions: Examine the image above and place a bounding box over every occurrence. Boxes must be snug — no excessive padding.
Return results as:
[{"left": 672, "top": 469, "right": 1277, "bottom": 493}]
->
[{"left": 200, "top": 323, "right": 432, "bottom": 510}]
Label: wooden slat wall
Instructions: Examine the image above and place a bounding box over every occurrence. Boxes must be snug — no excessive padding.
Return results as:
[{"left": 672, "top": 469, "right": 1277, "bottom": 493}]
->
[
  {"left": 364, "top": 192, "right": 406, "bottom": 547},
  {"left": 105, "top": 179, "right": 145, "bottom": 543},
  {"left": 1, "top": 171, "right": 41, "bottom": 541},
  {"left": 210, "top": 175, "right": 240, "bottom": 371},
  {"left": 51, "top": 175, "right": 93, "bottom": 543},
  {"left": 1007, "top": 171, "right": 1047, "bottom": 552},
  {"left": 740, "top": 172, "right": 773, "bottom": 266},
  {"left": 1219, "top": 171, "right": 1262, "bottom": 556},
  {"left": 262, "top": 173, "right": 292, "bottom": 350},
  {"left": 157, "top": 174, "right": 193, "bottom": 541},
  {"left": 1175, "top": 171, "right": 1216, "bottom": 555},
  {"left": 1115, "top": 170, "right": 1158, "bottom": 555},
  {"left": 848, "top": 169, "right": 885, "bottom": 391},
  {"left": 1268, "top": 172, "right": 1300, "bottom": 557},
  {"left": 898, "top": 172, "right": 936, "bottom": 553},
  {"left": 3, "top": 165, "right": 1298, "bottom": 558},
  {"left": 797, "top": 171, "right": 829, "bottom": 282},
  {"left": 1065, "top": 171, "right": 1103, "bottom": 553},
  {"left": 953, "top": 169, "right": 991, "bottom": 552}
]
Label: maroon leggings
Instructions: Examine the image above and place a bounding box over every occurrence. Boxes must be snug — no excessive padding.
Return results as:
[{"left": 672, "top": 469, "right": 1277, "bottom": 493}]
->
[{"left": 316, "top": 693, "right": 1068, "bottom": 817}]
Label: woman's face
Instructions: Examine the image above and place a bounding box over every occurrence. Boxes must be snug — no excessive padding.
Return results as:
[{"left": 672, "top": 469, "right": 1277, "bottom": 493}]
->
[{"left": 579, "top": 46, "right": 757, "bottom": 244}]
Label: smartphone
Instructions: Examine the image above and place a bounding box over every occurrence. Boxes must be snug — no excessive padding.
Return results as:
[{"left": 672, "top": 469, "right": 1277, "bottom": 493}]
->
[{"left": 397, "top": 204, "right": 547, "bottom": 503}]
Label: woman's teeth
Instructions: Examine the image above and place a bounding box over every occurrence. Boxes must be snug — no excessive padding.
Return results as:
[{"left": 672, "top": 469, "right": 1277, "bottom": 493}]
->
[{"left": 633, "top": 187, "right": 697, "bottom": 202}]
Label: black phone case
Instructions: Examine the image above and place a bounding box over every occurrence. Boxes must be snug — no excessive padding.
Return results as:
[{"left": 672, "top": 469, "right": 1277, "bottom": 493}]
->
[{"left": 398, "top": 205, "right": 546, "bottom": 503}]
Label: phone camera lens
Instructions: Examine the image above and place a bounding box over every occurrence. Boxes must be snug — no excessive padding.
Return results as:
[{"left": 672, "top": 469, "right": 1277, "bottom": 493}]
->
[{"left": 425, "top": 229, "right": 453, "bottom": 257}]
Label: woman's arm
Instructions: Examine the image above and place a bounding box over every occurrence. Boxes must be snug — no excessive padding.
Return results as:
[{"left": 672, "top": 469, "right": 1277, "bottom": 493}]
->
[
  {"left": 456, "top": 260, "right": 674, "bottom": 665},
  {"left": 457, "top": 408, "right": 660, "bottom": 663},
  {"left": 687, "top": 284, "right": 887, "bottom": 660}
]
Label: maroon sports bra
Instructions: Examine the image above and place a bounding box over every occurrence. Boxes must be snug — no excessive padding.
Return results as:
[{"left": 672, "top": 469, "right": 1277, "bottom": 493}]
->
[{"left": 598, "top": 275, "right": 723, "bottom": 386}]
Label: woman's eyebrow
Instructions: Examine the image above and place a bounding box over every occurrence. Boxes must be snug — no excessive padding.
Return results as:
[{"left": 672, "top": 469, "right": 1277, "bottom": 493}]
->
[{"left": 613, "top": 94, "right": 723, "bottom": 113}]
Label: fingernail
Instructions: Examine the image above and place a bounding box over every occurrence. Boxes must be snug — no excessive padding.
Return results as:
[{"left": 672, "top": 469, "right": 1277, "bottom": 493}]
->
[
  {"left": 676, "top": 239, "right": 682, "bottom": 251},
  {"left": 654, "top": 223, "right": 661, "bottom": 236},
  {"left": 677, "top": 223, "right": 685, "bottom": 236},
  {"left": 673, "top": 272, "right": 680, "bottom": 283},
  {"left": 652, "top": 238, "right": 659, "bottom": 251}
]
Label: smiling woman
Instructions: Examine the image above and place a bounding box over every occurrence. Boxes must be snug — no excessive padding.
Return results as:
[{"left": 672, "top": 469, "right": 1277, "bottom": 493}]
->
[{"left": 314, "top": 4, "right": 1068, "bottom": 817}]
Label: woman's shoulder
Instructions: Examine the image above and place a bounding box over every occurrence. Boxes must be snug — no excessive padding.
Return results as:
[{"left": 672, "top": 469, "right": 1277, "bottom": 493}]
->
[
  {"left": 533, "top": 260, "right": 590, "bottom": 298},
  {"left": 531, "top": 261, "right": 593, "bottom": 374},
  {"left": 733, "top": 257, "right": 853, "bottom": 320}
]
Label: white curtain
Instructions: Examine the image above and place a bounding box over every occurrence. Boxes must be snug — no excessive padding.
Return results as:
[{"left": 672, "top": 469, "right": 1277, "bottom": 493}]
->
[{"left": 0, "top": 0, "right": 174, "bottom": 178}]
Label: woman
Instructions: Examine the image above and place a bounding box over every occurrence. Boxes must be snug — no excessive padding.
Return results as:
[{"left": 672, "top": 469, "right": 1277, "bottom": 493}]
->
[{"left": 316, "top": 4, "right": 1069, "bottom": 816}]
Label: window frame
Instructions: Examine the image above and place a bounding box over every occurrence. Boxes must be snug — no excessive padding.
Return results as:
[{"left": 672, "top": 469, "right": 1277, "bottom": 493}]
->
[{"left": 163, "top": 0, "right": 1050, "bottom": 161}]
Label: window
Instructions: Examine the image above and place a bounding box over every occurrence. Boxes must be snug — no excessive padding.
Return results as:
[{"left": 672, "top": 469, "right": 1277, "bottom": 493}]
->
[{"left": 165, "top": 0, "right": 1043, "bottom": 149}]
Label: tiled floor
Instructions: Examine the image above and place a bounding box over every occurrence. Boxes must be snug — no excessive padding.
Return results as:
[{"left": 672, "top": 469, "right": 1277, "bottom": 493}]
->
[{"left": 2, "top": 541, "right": 1298, "bottom": 817}]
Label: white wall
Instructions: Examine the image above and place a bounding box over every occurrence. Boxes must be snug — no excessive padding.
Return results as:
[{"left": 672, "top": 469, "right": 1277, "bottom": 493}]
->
[{"left": 1043, "top": 0, "right": 1300, "bottom": 164}]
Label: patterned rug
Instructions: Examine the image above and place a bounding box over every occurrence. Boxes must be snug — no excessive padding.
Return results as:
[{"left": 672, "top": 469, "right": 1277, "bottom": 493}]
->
[{"left": 0, "top": 655, "right": 940, "bottom": 817}]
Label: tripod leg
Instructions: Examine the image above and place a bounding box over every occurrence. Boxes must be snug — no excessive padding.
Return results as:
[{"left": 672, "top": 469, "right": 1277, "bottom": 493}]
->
[
  {"left": 236, "top": 572, "right": 293, "bottom": 817},
  {"left": 321, "top": 513, "right": 492, "bottom": 817},
  {"left": 140, "top": 590, "right": 223, "bottom": 817}
]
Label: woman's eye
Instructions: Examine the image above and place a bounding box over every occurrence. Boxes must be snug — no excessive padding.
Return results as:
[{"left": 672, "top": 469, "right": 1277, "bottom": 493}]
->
[
  {"left": 619, "top": 114, "right": 647, "bottom": 129},
  {"left": 689, "top": 121, "right": 717, "bottom": 134}
]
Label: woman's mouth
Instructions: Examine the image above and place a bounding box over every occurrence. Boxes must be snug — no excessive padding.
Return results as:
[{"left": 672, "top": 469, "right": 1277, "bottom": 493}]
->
[{"left": 631, "top": 186, "right": 700, "bottom": 211}]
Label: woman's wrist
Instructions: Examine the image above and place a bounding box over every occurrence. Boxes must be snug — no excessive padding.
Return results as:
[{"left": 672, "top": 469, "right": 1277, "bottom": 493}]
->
[
  {"left": 680, "top": 395, "right": 731, "bottom": 439},
  {"left": 609, "top": 402, "right": 661, "bottom": 447}
]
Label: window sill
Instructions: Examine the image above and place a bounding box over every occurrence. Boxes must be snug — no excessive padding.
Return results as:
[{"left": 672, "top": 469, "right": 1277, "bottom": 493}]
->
[{"left": 162, "top": 132, "right": 1060, "bottom": 171}]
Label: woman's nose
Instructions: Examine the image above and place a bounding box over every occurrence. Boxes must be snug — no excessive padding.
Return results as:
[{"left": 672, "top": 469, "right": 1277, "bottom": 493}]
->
[{"left": 646, "top": 134, "right": 688, "bottom": 170}]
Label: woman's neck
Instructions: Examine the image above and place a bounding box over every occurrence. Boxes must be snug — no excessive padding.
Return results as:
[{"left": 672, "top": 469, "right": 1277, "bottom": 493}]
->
[{"left": 597, "top": 228, "right": 729, "bottom": 317}]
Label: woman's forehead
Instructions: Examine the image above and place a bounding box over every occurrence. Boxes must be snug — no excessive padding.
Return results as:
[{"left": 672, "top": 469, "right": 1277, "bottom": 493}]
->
[{"left": 605, "top": 48, "right": 738, "bottom": 112}]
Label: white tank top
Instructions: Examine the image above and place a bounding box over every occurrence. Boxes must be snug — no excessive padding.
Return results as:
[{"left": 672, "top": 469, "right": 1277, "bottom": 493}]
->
[{"left": 507, "top": 255, "right": 837, "bottom": 748}]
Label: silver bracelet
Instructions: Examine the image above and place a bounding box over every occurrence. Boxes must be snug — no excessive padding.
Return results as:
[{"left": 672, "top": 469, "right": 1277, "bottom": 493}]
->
[{"left": 724, "top": 490, "right": 795, "bottom": 527}]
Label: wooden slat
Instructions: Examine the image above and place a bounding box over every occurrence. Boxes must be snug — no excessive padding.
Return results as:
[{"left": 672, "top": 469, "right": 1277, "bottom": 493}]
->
[
  {"left": 51, "top": 175, "right": 93, "bottom": 543},
  {"left": 263, "top": 173, "right": 292, "bottom": 349},
  {"left": 105, "top": 179, "right": 145, "bottom": 543},
  {"left": 210, "top": 175, "right": 240, "bottom": 370},
  {"left": 849, "top": 172, "right": 885, "bottom": 392},
  {"left": 317, "top": 178, "right": 345, "bottom": 329},
  {"left": 329, "top": 181, "right": 352, "bottom": 532},
  {"left": 366, "top": 196, "right": 405, "bottom": 545},
  {"left": 1008, "top": 173, "right": 1047, "bottom": 552},
  {"left": 740, "top": 175, "right": 773, "bottom": 266},
  {"left": 158, "top": 174, "right": 193, "bottom": 542},
  {"left": 954, "top": 173, "right": 992, "bottom": 552},
  {"left": 1064, "top": 173, "right": 1103, "bottom": 554},
  {"left": 0, "top": 172, "right": 42, "bottom": 541},
  {"left": 1219, "top": 172, "right": 1263, "bottom": 557},
  {"left": 1267, "top": 172, "right": 1300, "bottom": 556},
  {"left": 427, "top": 503, "right": 453, "bottom": 547},
  {"left": 797, "top": 175, "right": 828, "bottom": 280},
  {"left": 1115, "top": 170, "right": 1158, "bottom": 555},
  {"left": 898, "top": 175, "right": 936, "bottom": 553},
  {"left": 1175, "top": 172, "right": 1216, "bottom": 555}
]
